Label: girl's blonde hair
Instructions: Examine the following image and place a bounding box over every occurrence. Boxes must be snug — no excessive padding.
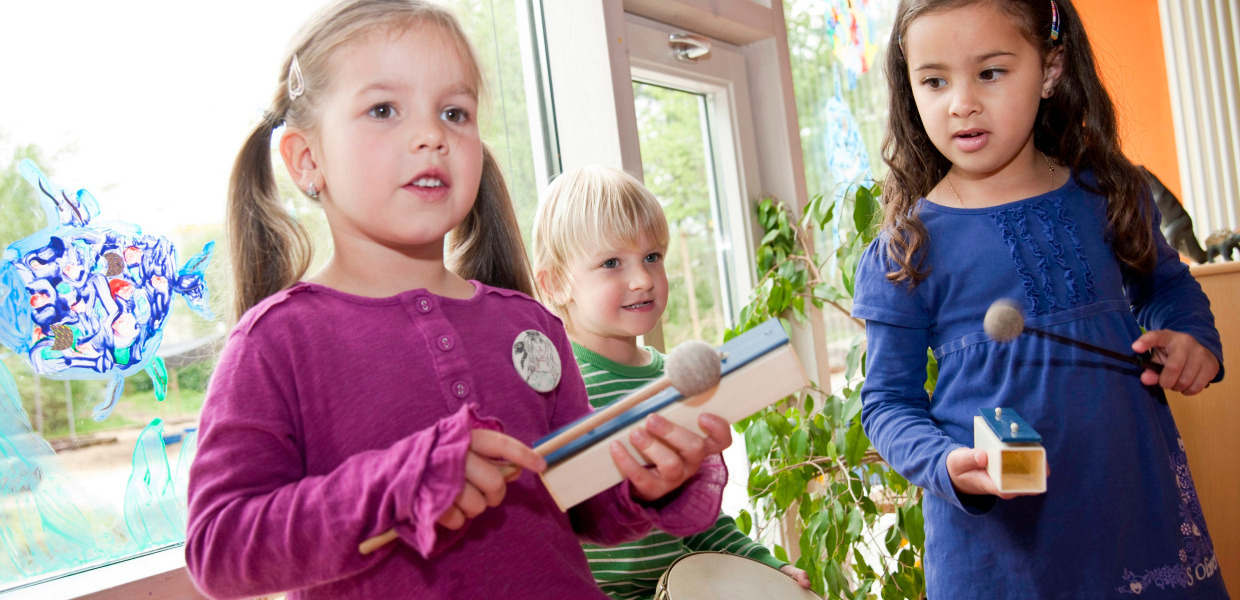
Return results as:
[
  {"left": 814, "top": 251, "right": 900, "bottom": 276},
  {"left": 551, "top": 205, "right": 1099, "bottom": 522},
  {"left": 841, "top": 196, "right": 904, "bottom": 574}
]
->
[
  {"left": 532, "top": 166, "right": 670, "bottom": 318},
  {"left": 880, "top": 0, "right": 1155, "bottom": 286},
  {"left": 227, "top": 0, "right": 532, "bottom": 322}
]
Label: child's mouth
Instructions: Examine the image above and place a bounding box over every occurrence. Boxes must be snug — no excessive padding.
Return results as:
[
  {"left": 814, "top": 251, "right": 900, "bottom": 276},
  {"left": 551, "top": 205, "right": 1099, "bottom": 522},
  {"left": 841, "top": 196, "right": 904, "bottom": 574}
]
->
[
  {"left": 622, "top": 301, "right": 653, "bottom": 310},
  {"left": 953, "top": 130, "right": 989, "bottom": 152}
]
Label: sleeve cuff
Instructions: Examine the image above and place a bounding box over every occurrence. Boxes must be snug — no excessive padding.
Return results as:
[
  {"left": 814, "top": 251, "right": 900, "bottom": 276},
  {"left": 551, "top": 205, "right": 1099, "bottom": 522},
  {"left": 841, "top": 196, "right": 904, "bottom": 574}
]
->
[
  {"left": 392, "top": 405, "right": 501, "bottom": 557},
  {"left": 627, "top": 454, "right": 728, "bottom": 537},
  {"left": 931, "top": 445, "right": 996, "bottom": 516}
]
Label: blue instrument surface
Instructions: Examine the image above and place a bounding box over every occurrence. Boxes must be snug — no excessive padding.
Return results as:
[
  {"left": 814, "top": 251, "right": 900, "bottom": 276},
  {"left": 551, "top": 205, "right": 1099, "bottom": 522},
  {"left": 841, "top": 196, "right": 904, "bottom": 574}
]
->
[
  {"left": 539, "top": 319, "right": 790, "bottom": 465},
  {"left": 978, "top": 407, "right": 1042, "bottom": 443}
]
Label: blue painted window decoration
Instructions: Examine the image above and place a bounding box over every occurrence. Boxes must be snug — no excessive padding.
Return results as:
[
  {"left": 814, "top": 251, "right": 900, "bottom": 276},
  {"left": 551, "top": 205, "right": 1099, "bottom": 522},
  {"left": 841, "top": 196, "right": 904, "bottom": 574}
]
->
[{"left": 0, "top": 161, "right": 214, "bottom": 422}]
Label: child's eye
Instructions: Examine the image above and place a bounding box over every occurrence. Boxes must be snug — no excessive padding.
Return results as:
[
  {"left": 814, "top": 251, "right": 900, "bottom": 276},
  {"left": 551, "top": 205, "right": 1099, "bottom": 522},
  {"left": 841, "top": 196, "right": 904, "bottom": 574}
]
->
[
  {"left": 600, "top": 258, "right": 619, "bottom": 269},
  {"left": 441, "top": 107, "right": 470, "bottom": 123},
  {"left": 920, "top": 76, "right": 946, "bottom": 90},
  {"left": 979, "top": 68, "right": 1006, "bottom": 81},
  {"left": 644, "top": 252, "right": 663, "bottom": 263},
  {"left": 368, "top": 103, "right": 396, "bottom": 119}
]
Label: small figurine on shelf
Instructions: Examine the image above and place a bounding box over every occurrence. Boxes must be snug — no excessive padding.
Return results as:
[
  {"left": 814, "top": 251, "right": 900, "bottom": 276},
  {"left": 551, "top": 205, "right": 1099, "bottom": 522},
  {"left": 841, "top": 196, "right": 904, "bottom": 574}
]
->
[{"left": 1205, "top": 229, "right": 1240, "bottom": 263}]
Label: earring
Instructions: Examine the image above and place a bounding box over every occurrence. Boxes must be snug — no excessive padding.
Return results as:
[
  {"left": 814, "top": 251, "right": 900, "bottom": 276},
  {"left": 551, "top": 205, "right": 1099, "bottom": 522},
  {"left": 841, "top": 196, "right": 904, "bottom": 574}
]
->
[
  {"left": 1042, "top": 87, "right": 1053, "bottom": 98},
  {"left": 306, "top": 182, "right": 319, "bottom": 199}
]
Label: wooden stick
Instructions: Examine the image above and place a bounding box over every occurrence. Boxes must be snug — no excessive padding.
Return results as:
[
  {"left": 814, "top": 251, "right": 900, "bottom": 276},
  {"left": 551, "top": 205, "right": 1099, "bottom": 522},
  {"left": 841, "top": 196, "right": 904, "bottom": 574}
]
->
[{"left": 534, "top": 375, "right": 672, "bottom": 458}]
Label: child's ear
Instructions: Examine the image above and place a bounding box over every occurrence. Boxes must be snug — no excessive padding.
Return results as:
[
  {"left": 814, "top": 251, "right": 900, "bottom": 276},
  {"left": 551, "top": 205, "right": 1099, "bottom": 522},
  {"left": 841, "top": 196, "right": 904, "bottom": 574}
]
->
[
  {"left": 279, "top": 127, "right": 322, "bottom": 197},
  {"left": 1041, "top": 47, "right": 1066, "bottom": 99},
  {"left": 536, "top": 269, "right": 569, "bottom": 307}
]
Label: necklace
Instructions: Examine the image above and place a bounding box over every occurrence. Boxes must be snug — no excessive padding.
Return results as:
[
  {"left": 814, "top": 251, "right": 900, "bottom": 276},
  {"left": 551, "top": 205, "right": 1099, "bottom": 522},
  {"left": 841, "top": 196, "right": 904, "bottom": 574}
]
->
[{"left": 946, "top": 153, "right": 1056, "bottom": 207}]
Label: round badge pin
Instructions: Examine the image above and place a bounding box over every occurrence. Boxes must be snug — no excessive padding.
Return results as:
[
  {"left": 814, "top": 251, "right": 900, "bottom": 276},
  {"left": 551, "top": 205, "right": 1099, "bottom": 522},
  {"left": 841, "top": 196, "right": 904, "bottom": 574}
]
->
[{"left": 512, "top": 330, "right": 561, "bottom": 393}]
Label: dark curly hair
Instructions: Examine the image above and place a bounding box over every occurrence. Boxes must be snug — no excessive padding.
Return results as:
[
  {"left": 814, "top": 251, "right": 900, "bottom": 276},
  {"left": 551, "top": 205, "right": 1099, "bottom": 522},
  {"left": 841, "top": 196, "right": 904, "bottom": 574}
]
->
[{"left": 880, "top": 0, "right": 1156, "bottom": 285}]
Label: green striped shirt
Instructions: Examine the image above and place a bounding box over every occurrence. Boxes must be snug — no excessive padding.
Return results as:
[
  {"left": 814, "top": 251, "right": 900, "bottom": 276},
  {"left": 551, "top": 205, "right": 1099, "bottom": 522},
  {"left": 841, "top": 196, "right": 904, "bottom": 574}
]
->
[{"left": 573, "top": 342, "right": 784, "bottom": 600}]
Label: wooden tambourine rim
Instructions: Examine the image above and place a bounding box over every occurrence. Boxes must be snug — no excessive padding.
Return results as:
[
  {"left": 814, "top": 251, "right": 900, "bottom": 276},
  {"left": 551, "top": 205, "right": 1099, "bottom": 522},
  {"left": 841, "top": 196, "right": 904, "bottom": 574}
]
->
[{"left": 654, "top": 551, "right": 818, "bottom": 600}]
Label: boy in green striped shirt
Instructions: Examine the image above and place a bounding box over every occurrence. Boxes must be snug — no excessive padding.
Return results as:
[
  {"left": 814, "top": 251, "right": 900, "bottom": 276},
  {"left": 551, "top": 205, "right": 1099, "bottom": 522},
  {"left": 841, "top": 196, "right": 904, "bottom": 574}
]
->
[{"left": 532, "top": 166, "right": 811, "bottom": 599}]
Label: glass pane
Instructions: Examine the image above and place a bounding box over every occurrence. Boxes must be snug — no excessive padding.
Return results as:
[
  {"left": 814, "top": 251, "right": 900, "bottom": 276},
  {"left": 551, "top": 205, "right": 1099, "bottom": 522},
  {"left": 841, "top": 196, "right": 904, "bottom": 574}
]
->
[
  {"left": 784, "top": 0, "right": 897, "bottom": 376},
  {"left": 0, "top": 0, "right": 548, "bottom": 590},
  {"left": 632, "top": 82, "right": 733, "bottom": 348}
]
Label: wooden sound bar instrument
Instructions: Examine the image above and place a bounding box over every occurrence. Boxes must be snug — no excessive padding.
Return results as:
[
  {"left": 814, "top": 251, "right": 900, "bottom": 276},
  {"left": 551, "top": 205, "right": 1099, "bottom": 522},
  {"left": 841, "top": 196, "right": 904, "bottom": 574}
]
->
[{"left": 537, "top": 318, "right": 808, "bottom": 511}]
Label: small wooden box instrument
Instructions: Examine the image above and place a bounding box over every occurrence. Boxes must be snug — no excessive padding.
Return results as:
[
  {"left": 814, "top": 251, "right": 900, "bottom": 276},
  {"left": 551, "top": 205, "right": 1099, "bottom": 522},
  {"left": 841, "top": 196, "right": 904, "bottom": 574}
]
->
[{"left": 973, "top": 407, "right": 1046, "bottom": 495}]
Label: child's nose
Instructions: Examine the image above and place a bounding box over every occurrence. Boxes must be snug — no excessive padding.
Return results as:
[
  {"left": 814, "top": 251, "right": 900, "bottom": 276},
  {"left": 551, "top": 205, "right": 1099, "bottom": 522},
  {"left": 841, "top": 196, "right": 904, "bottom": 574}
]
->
[
  {"left": 628, "top": 267, "right": 653, "bottom": 290},
  {"left": 411, "top": 119, "right": 448, "bottom": 154},
  {"left": 949, "top": 86, "right": 982, "bottom": 118}
]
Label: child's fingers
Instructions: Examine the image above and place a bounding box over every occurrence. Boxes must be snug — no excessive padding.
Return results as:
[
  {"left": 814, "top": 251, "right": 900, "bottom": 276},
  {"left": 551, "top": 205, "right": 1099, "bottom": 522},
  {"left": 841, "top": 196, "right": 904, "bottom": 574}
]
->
[
  {"left": 463, "top": 453, "right": 509, "bottom": 507},
  {"left": 1140, "top": 368, "right": 1161, "bottom": 387},
  {"left": 946, "top": 447, "right": 987, "bottom": 474},
  {"left": 469, "top": 429, "right": 546, "bottom": 474},
  {"left": 779, "top": 565, "right": 812, "bottom": 589},
  {"left": 642, "top": 414, "right": 705, "bottom": 465},
  {"left": 1131, "top": 329, "right": 1171, "bottom": 354},
  {"left": 696, "top": 413, "right": 733, "bottom": 455},
  {"left": 629, "top": 425, "right": 690, "bottom": 483},
  {"left": 437, "top": 505, "right": 466, "bottom": 530},
  {"left": 610, "top": 440, "right": 661, "bottom": 500},
  {"left": 1172, "top": 360, "right": 1202, "bottom": 393},
  {"left": 1186, "top": 361, "right": 1217, "bottom": 395},
  {"left": 1158, "top": 356, "right": 1186, "bottom": 390},
  {"left": 454, "top": 482, "right": 489, "bottom": 520}
]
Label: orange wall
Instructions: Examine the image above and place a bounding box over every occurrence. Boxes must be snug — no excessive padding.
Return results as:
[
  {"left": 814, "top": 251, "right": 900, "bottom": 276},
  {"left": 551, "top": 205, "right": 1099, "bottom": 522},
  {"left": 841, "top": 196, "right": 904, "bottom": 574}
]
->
[{"left": 1075, "top": 0, "right": 1182, "bottom": 196}]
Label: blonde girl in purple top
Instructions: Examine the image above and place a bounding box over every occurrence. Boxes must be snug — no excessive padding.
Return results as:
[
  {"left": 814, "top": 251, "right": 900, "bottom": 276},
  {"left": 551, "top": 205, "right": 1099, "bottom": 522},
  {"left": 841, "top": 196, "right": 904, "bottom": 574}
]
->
[{"left": 184, "top": 2, "right": 732, "bottom": 598}]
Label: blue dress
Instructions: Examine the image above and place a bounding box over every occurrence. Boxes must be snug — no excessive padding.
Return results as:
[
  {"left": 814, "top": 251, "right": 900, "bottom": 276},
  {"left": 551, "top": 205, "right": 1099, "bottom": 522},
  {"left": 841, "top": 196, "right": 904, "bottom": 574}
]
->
[{"left": 852, "top": 173, "right": 1228, "bottom": 599}]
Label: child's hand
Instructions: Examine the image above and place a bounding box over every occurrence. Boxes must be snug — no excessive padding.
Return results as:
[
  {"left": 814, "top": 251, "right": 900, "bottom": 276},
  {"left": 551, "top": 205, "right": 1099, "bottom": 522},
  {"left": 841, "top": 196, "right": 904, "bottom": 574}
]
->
[
  {"left": 779, "top": 564, "right": 813, "bottom": 589},
  {"left": 1132, "top": 330, "right": 1219, "bottom": 395},
  {"left": 946, "top": 447, "right": 1036, "bottom": 500},
  {"left": 610, "top": 413, "right": 732, "bottom": 502},
  {"left": 437, "top": 430, "right": 546, "bottom": 530}
]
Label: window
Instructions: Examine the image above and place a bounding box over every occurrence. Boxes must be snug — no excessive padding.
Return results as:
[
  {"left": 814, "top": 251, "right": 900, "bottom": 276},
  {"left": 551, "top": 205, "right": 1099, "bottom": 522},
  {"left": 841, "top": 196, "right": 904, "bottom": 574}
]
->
[
  {"left": 783, "top": 0, "right": 896, "bottom": 375},
  {"left": 0, "top": 0, "right": 553, "bottom": 592}
]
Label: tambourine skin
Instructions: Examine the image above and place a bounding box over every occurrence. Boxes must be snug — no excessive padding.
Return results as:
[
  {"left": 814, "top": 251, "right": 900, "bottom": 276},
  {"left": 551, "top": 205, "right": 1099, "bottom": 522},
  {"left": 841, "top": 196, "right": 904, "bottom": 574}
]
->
[{"left": 654, "top": 552, "right": 820, "bottom": 599}]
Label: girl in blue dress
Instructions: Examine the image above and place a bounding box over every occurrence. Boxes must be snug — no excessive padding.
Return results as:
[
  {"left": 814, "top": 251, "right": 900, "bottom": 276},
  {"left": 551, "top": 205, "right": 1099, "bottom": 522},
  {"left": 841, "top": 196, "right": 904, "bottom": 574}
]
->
[{"left": 854, "top": 1, "right": 1227, "bottom": 598}]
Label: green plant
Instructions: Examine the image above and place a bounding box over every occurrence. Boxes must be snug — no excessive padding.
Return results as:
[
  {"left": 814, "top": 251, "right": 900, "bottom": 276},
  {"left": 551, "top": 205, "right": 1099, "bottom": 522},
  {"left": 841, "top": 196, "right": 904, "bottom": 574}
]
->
[{"left": 727, "top": 183, "right": 932, "bottom": 599}]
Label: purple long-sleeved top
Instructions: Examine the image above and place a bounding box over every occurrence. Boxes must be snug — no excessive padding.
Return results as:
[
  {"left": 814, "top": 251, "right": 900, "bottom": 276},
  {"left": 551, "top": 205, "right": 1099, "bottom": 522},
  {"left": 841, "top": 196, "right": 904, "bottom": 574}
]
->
[{"left": 185, "top": 281, "right": 726, "bottom": 599}]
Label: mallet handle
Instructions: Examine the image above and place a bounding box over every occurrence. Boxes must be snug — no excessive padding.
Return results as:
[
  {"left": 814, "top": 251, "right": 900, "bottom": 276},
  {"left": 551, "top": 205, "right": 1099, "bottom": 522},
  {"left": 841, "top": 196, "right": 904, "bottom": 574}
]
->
[
  {"left": 534, "top": 375, "right": 671, "bottom": 458},
  {"left": 1026, "top": 327, "right": 1164, "bottom": 372}
]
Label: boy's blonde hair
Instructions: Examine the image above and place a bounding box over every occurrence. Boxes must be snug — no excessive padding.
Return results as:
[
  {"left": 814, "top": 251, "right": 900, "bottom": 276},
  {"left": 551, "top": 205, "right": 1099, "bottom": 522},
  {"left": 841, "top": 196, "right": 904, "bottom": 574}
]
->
[{"left": 532, "top": 166, "right": 670, "bottom": 318}]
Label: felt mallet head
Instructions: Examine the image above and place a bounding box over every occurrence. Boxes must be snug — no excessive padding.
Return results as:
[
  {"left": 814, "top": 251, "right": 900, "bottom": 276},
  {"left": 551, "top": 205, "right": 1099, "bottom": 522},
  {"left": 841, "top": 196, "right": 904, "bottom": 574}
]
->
[
  {"left": 984, "top": 299, "right": 1025, "bottom": 343},
  {"left": 665, "top": 340, "right": 723, "bottom": 396}
]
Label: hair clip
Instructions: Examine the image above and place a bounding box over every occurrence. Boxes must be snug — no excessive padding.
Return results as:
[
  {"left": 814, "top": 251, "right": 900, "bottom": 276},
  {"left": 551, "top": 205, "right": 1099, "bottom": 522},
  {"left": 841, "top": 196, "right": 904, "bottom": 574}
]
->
[
  {"left": 288, "top": 54, "right": 306, "bottom": 101},
  {"left": 1050, "top": 0, "right": 1061, "bottom": 43}
]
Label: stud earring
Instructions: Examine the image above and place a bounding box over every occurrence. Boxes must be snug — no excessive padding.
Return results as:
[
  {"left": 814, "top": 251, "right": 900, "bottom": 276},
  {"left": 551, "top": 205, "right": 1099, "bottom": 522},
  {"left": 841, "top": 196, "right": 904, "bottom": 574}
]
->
[
  {"left": 1042, "top": 87, "right": 1053, "bottom": 98},
  {"left": 307, "top": 182, "right": 319, "bottom": 199}
]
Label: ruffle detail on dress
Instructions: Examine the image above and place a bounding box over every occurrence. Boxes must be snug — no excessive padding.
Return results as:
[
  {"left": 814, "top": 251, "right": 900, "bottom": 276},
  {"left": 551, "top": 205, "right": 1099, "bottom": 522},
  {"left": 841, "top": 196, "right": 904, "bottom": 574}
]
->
[
  {"left": 1012, "top": 205, "right": 1059, "bottom": 312},
  {"left": 1052, "top": 196, "right": 1097, "bottom": 305},
  {"left": 990, "top": 210, "right": 1040, "bottom": 314},
  {"left": 1030, "top": 203, "right": 1082, "bottom": 308}
]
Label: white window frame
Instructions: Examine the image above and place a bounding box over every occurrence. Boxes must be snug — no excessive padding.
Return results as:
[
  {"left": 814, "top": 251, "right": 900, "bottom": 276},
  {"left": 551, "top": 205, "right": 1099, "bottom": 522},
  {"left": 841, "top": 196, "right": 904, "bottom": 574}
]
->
[{"left": 625, "top": 13, "right": 762, "bottom": 320}]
